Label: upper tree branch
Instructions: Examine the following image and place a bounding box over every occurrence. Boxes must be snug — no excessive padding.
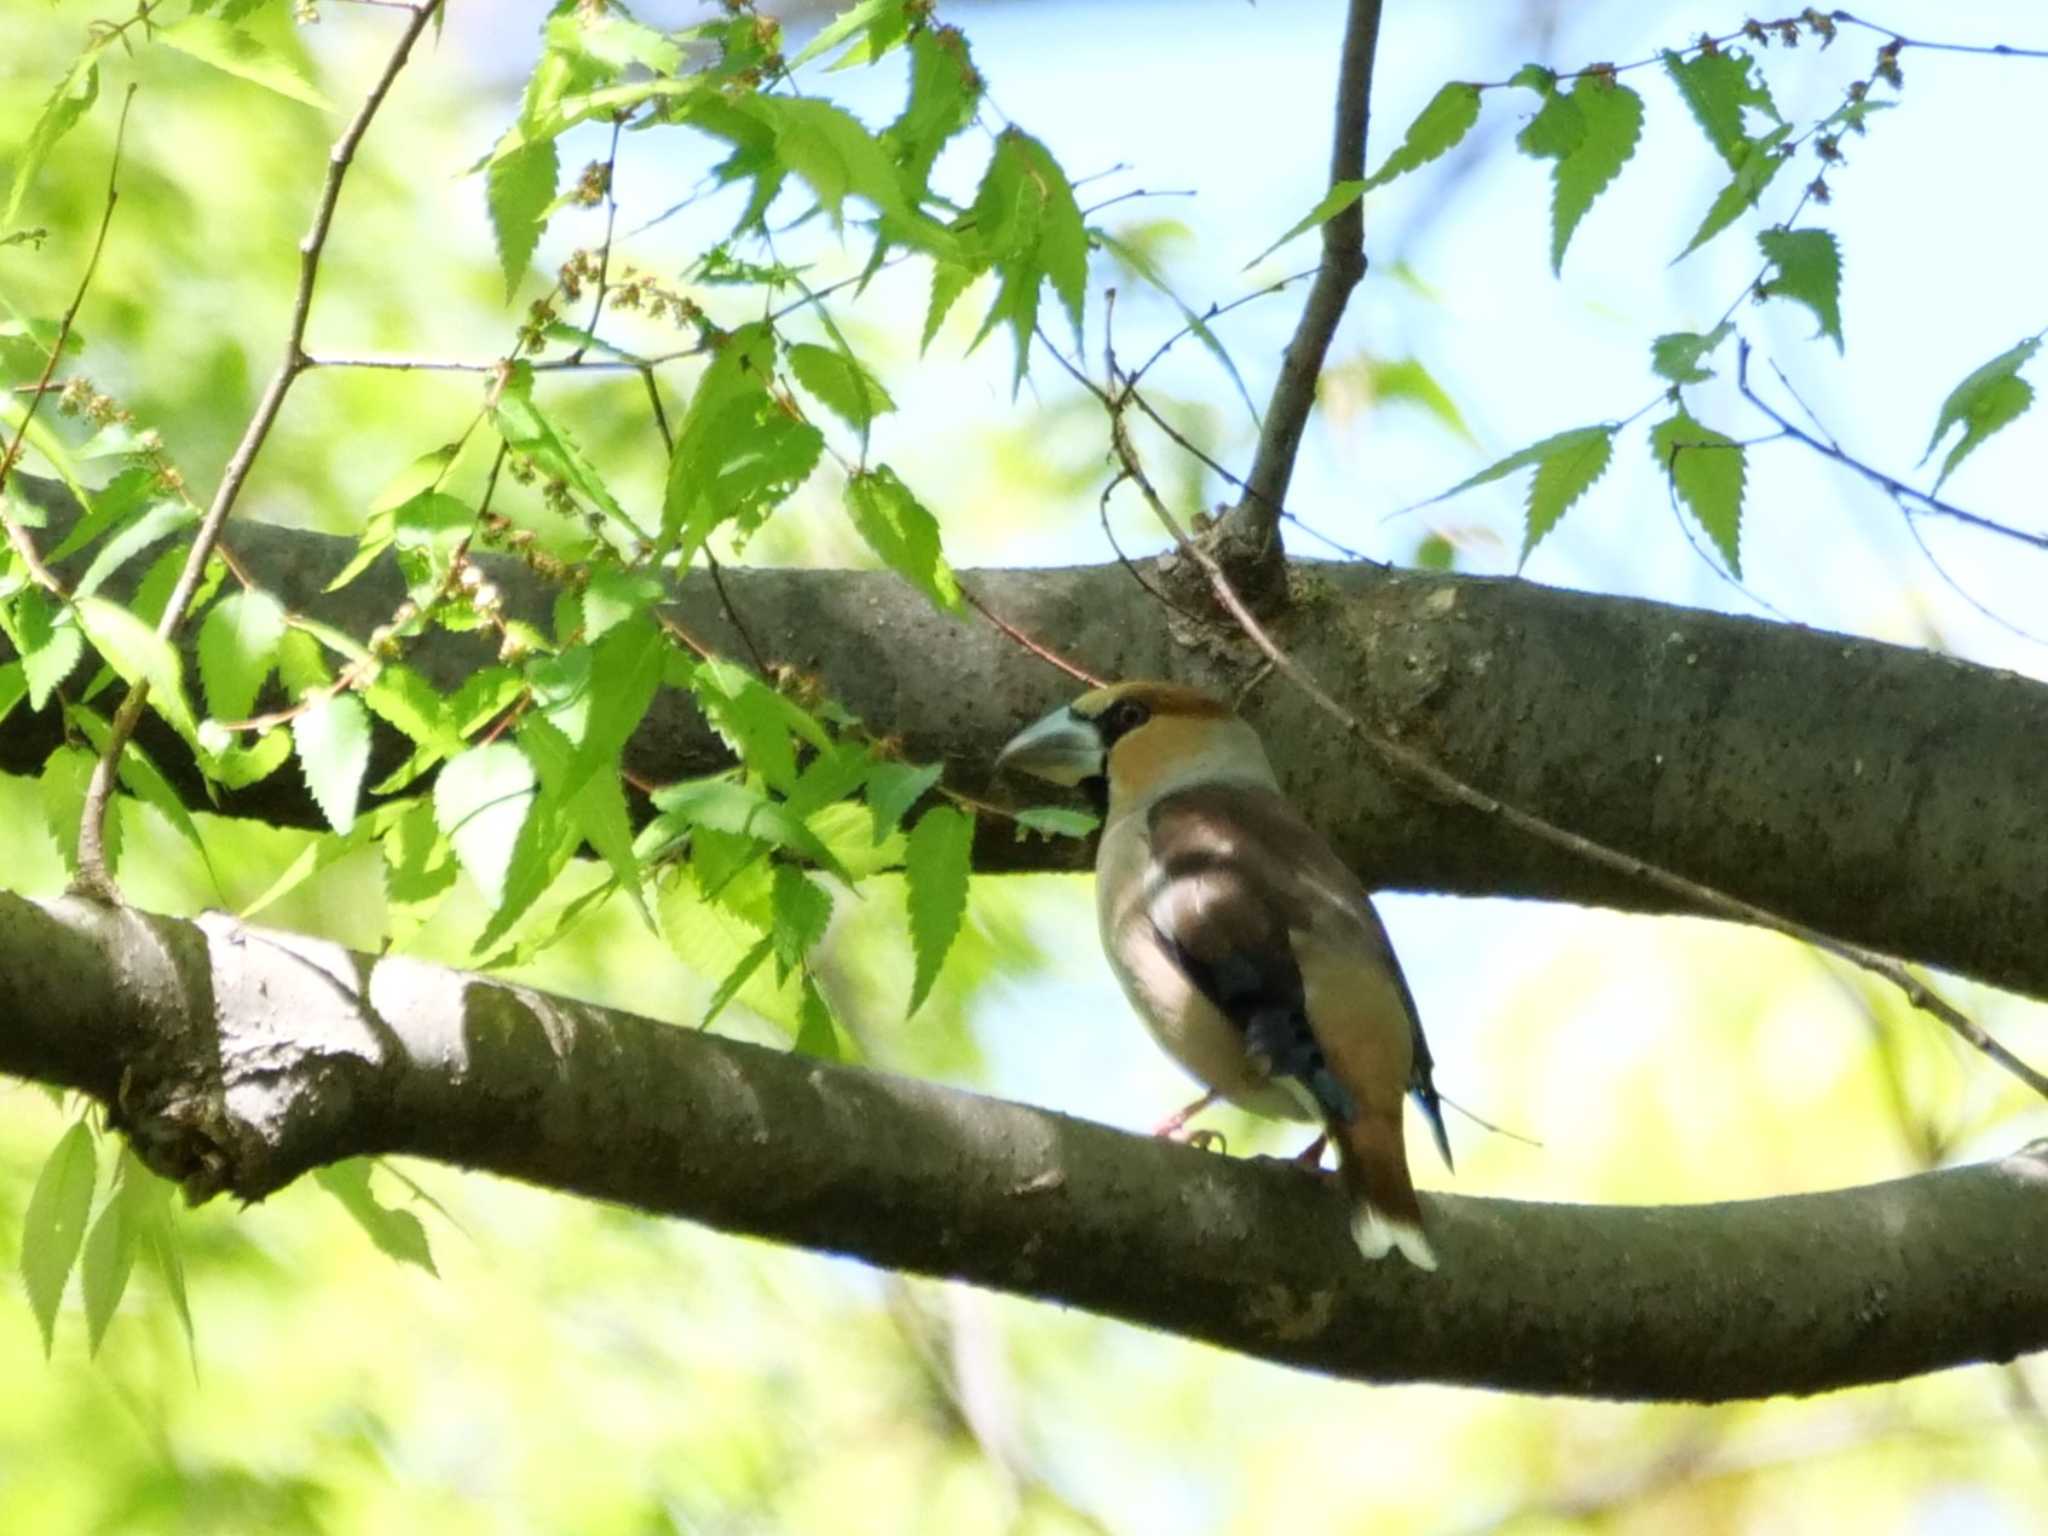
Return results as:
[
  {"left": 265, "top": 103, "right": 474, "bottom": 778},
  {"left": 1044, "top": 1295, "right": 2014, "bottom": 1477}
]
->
[
  {"left": 1235, "top": 0, "right": 1384, "bottom": 553},
  {"left": 9, "top": 471, "right": 2048, "bottom": 1002},
  {"left": 4, "top": 889, "right": 2042, "bottom": 1403}
]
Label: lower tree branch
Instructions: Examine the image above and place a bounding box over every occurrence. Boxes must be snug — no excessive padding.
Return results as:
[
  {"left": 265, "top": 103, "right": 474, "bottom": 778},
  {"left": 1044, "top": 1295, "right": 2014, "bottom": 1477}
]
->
[{"left": 5, "top": 889, "right": 2045, "bottom": 1402}]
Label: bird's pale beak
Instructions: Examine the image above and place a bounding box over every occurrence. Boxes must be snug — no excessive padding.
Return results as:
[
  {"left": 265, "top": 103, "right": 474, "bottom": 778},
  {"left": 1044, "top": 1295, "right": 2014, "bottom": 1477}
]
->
[{"left": 994, "top": 706, "right": 1104, "bottom": 786}]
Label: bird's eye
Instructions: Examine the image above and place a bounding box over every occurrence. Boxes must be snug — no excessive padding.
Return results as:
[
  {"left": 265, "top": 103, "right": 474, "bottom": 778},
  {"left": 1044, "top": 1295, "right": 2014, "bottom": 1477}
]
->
[{"left": 1110, "top": 699, "right": 1151, "bottom": 734}]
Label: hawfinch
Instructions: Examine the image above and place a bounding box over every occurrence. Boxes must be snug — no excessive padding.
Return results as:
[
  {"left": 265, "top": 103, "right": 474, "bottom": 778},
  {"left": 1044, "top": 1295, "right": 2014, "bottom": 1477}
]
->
[{"left": 997, "top": 680, "right": 1450, "bottom": 1269}]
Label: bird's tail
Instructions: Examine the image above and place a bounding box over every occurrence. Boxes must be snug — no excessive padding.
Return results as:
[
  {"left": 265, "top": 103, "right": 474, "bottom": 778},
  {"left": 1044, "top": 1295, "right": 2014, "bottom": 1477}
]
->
[{"left": 1334, "top": 1110, "right": 1437, "bottom": 1271}]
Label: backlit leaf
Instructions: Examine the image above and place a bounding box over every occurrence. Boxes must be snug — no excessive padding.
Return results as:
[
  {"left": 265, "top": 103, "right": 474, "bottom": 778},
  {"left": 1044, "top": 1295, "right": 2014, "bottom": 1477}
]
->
[
  {"left": 294, "top": 693, "right": 372, "bottom": 835},
  {"left": 434, "top": 742, "right": 538, "bottom": 908},
  {"left": 905, "top": 804, "right": 972, "bottom": 1015},
  {"left": 1757, "top": 227, "right": 1843, "bottom": 351},
  {"left": 158, "top": 18, "right": 330, "bottom": 110},
  {"left": 1924, "top": 337, "right": 2041, "bottom": 490},
  {"left": 198, "top": 589, "right": 287, "bottom": 722},
  {"left": 21, "top": 1121, "right": 95, "bottom": 1356},
  {"left": 1651, "top": 408, "right": 1746, "bottom": 574},
  {"left": 1362, "top": 81, "right": 1482, "bottom": 191},
  {"left": 844, "top": 465, "right": 960, "bottom": 613}
]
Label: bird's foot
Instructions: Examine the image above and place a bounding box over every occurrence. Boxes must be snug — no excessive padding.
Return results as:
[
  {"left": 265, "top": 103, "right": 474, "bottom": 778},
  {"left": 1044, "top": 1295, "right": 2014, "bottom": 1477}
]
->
[
  {"left": 1151, "top": 1089, "right": 1221, "bottom": 1141},
  {"left": 1292, "top": 1133, "right": 1329, "bottom": 1170}
]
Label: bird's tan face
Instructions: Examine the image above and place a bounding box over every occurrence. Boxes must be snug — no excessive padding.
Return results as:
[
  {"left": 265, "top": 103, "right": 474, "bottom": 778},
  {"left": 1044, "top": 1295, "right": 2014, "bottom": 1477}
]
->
[{"left": 994, "top": 681, "right": 1248, "bottom": 804}]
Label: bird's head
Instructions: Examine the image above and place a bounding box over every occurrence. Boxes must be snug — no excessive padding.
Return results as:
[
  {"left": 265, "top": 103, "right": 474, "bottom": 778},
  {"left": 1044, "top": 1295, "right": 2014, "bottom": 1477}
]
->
[{"left": 994, "top": 680, "right": 1278, "bottom": 812}]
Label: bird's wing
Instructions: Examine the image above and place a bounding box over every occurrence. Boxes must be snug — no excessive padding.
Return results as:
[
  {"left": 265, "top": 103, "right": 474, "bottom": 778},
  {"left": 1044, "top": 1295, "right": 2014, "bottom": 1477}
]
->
[{"left": 1144, "top": 784, "right": 1451, "bottom": 1168}]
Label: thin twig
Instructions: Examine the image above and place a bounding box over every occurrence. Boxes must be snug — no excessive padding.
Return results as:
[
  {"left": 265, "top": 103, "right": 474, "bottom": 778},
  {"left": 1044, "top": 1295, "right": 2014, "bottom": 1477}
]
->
[
  {"left": 565, "top": 116, "right": 626, "bottom": 367},
  {"left": 1238, "top": 0, "right": 1384, "bottom": 542},
  {"left": 0, "top": 88, "right": 136, "bottom": 596},
  {"left": 958, "top": 584, "right": 1106, "bottom": 687},
  {"left": 72, "top": 0, "right": 444, "bottom": 901},
  {"left": 1832, "top": 10, "right": 2048, "bottom": 61}
]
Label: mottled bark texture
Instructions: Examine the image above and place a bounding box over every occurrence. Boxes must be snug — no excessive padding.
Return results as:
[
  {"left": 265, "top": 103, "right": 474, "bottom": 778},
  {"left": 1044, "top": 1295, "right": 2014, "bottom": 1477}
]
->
[
  {"left": 7, "top": 889, "right": 2044, "bottom": 1402},
  {"left": 11, "top": 473, "right": 2048, "bottom": 999}
]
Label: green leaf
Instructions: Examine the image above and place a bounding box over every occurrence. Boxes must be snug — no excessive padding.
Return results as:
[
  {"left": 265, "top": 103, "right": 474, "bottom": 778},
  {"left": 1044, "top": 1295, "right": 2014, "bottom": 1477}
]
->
[
  {"left": 1924, "top": 337, "right": 2042, "bottom": 490},
  {"left": 882, "top": 25, "right": 981, "bottom": 197},
  {"left": 1011, "top": 806, "right": 1098, "bottom": 840},
  {"left": 702, "top": 934, "right": 774, "bottom": 1028},
  {"left": 1678, "top": 124, "right": 1792, "bottom": 259},
  {"left": 866, "top": 758, "right": 940, "bottom": 845},
  {"left": 1522, "top": 427, "right": 1615, "bottom": 561},
  {"left": 129, "top": 1160, "right": 194, "bottom": 1365},
  {"left": 5, "top": 49, "right": 102, "bottom": 229},
  {"left": 690, "top": 658, "right": 803, "bottom": 792},
  {"left": 1513, "top": 72, "right": 1584, "bottom": 160},
  {"left": 294, "top": 693, "right": 372, "bottom": 835},
  {"left": 787, "top": 342, "right": 895, "bottom": 432},
  {"left": 315, "top": 1161, "right": 437, "bottom": 1275},
  {"left": 1651, "top": 321, "right": 1735, "bottom": 385},
  {"left": 1651, "top": 408, "right": 1746, "bottom": 574},
  {"left": 13, "top": 585, "right": 82, "bottom": 709},
  {"left": 487, "top": 136, "right": 558, "bottom": 301},
  {"left": 789, "top": 0, "right": 908, "bottom": 70},
  {"left": 1093, "top": 227, "right": 1260, "bottom": 428},
  {"left": 74, "top": 499, "right": 196, "bottom": 601},
  {"left": 364, "top": 664, "right": 461, "bottom": 759},
  {"left": 662, "top": 325, "right": 823, "bottom": 556},
  {"left": 493, "top": 360, "right": 641, "bottom": 538},
  {"left": 1662, "top": 47, "right": 1780, "bottom": 168},
  {"left": 741, "top": 95, "right": 913, "bottom": 227},
  {"left": 844, "top": 465, "right": 960, "bottom": 613},
  {"left": 21, "top": 1121, "right": 95, "bottom": 1356},
  {"left": 0, "top": 662, "right": 26, "bottom": 730},
  {"left": 197, "top": 590, "right": 287, "bottom": 721},
  {"left": 1243, "top": 180, "right": 1364, "bottom": 270},
  {"left": 1354, "top": 356, "right": 1477, "bottom": 446},
  {"left": 158, "top": 19, "right": 331, "bottom": 110},
  {"left": 770, "top": 865, "right": 832, "bottom": 982},
  {"left": 79, "top": 1170, "right": 137, "bottom": 1356},
  {"left": 650, "top": 778, "right": 849, "bottom": 883},
  {"left": 1757, "top": 228, "right": 1843, "bottom": 352},
  {"left": 1539, "top": 77, "right": 1644, "bottom": 273},
  {"left": 76, "top": 595, "right": 199, "bottom": 744},
  {"left": 542, "top": 10, "right": 683, "bottom": 77},
  {"left": 966, "top": 129, "right": 1090, "bottom": 382},
  {"left": 794, "top": 974, "right": 841, "bottom": 1060},
  {"left": 40, "top": 745, "right": 114, "bottom": 877},
  {"left": 66, "top": 703, "right": 211, "bottom": 869},
  {"left": 922, "top": 260, "right": 976, "bottom": 353},
  {"left": 1362, "top": 81, "right": 1482, "bottom": 191},
  {"left": 905, "top": 805, "right": 973, "bottom": 1015},
  {"left": 434, "top": 742, "right": 538, "bottom": 909}
]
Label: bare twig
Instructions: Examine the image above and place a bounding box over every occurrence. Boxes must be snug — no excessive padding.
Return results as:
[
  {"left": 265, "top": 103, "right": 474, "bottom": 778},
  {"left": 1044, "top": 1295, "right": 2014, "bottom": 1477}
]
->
[
  {"left": 72, "top": 0, "right": 445, "bottom": 901},
  {"left": 1832, "top": 10, "right": 2048, "bottom": 62},
  {"left": 958, "top": 584, "right": 1106, "bottom": 687},
  {"left": 0, "top": 88, "right": 136, "bottom": 596},
  {"left": 1238, "top": 0, "right": 1384, "bottom": 543}
]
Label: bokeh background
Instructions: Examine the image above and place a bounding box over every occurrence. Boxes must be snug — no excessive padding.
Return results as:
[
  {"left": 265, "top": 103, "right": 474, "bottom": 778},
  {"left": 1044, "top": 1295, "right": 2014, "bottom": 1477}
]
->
[{"left": 5, "top": 1, "right": 2048, "bottom": 1531}]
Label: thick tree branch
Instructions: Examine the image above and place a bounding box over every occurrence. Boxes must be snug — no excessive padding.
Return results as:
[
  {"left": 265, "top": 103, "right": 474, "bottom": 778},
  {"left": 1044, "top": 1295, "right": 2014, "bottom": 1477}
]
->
[
  {"left": 4, "top": 889, "right": 2043, "bottom": 1402},
  {"left": 1236, "top": 0, "right": 1383, "bottom": 556},
  {"left": 9, "top": 473, "right": 2048, "bottom": 1000}
]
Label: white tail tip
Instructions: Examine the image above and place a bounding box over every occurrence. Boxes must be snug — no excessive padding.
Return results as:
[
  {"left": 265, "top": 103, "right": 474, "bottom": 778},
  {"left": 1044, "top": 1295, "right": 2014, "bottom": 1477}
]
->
[{"left": 1351, "top": 1206, "right": 1438, "bottom": 1272}]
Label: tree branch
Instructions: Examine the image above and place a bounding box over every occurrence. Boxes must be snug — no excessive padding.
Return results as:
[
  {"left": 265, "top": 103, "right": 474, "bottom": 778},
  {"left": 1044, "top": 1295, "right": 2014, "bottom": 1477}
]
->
[
  {"left": 10, "top": 472, "right": 2048, "bottom": 1000},
  {"left": 5, "top": 889, "right": 2044, "bottom": 1402},
  {"left": 1236, "top": 0, "right": 1383, "bottom": 552}
]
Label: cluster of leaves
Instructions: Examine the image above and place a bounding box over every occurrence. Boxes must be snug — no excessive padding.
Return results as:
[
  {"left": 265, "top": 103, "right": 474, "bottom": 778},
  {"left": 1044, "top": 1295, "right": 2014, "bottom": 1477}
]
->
[
  {"left": 1263, "top": 11, "right": 2041, "bottom": 575},
  {"left": 1, "top": 0, "right": 1128, "bottom": 1341}
]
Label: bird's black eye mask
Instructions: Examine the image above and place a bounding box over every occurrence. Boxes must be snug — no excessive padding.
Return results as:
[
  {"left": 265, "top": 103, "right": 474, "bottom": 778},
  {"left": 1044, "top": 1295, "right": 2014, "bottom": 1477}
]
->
[{"left": 1092, "top": 696, "right": 1152, "bottom": 747}]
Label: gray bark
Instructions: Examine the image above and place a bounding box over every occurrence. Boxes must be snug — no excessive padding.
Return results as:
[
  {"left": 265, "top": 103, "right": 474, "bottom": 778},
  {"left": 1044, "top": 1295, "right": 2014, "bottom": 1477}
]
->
[
  {"left": 8, "top": 887, "right": 2043, "bottom": 1403},
  {"left": 11, "top": 472, "right": 2048, "bottom": 1000}
]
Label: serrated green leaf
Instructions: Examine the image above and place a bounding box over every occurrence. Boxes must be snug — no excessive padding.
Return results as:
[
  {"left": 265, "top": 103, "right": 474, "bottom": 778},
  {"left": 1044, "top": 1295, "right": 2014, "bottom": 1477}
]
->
[
  {"left": 770, "top": 865, "right": 832, "bottom": 981},
  {"left": 1011, "top": 806, "right": 1098, "bottom": 840},
  {"left": 21, "top": 1120, "right": 95, "bottom": 1356},
  {"left": 493, "top": 360, "right": 641, "bottom": 538},
  {"left": 866, "top": 758, "right": 941, "bottom": 845},
  {"left": 691, "top": 658, "right": 800, "bottom": 792},
  {"left": 789, "top": 0, "right": 906, "bottom": 69},
  {"left": 74, "top": 500, "right": 195, "bottom": 601},
  {"left": 13, "top": 586, "right": 82, "bottom": 709},
  {"left": 787, "top": 342, "right": 895, "bottom": 431},
  {"left": 650, "top": 778, "right": 849, "bottom": 883},
  {"left": 702, "top": 934, "right": 774, "bottom": 1028},
  {"left": 314, "top": 1160, "right": 436, "bottom": 1274},
  {"left": 922, "top": 260, "right": 976, "bottom": 353},
  {"left": 1355, "top": 356, "right": 1477, "bottom": 446},
  {"left": 126, "top": 1160, "right": 193, "bottom": 1365},
  {"left": 40, "top": 744, "right": 113, "bottom": 877},
  {"left": 1543, "top": 77, "right": 1643, "bottom": 273},
  {"left": 1514, "top": 78, "right": 1584, "bottom": 160},
  {"left": 1243, "top": 180, "right": 1364, "bottom": 270},
  {"left": 65, "top": 703, "right": 211, "bottom": 871},
  {"left": 79, "top": 1172, "right": 136, "bottom": 1356},
  {"left": 1757, "top": 227, "right": 1843, "bottom": 351},
  {"left": 294, "top": 693, "right": 372, "bottom": 835},
  {"left": 663, "top": 324, "right": 825, "bottom": 557},
  {"left": 794, "top": 974, "right": 841, "bottom": 1060},
  {"left": 1651, "top": 321, "right": 1735, "bottom": 385},
  {"left": 1522, "top": 426, "right": 1615, "bottom": 561},
  {"left": 197, "top": 589, "right": 287, "bottom": 722},
  {"left": 434, "top": 742, "right": 538, "bottom": 909},
  {"left": 844, "top": 465, "right": 960, "bottom": 613},
  {"left": 487, "top": 136, "right": 558, "bottom": 301},
  {"left": 76, "top": 595, "right": 198, "bottom": 744},
  {"left": 1440, "top": 423, "right": 1614, "bottom": 503},
  {"left": 1924, "top": 337, "right": 2041, "bottom": 490},
  {"left": 1363, "top": 81, "right": 1482, "bottom": 191},
  {"left": 5, "top": 50, "right": 102, "bottom": 229},
  {"left": 363, "top": 664, "right": 460, "bottom": 758},
  {"left": 1651, "top": 408, "right": 1746, "bottom": 574},
  {"left": 581, "top": 567, "right": 665, "bottom": 639},
  {"left": 905, "top": 804, "right": 972, "bottom": 1015},
  {"left": 1662, "top": 47, "right": 1780, "bottom": 169},
  {"left": 158, "top": 18, "right": 330, "bottom": 110},
  {"left": 0, "top": 662, "right": 26, "bottom": 730},
  {"left": 203, "top": 724, "right": 292, "bottom": 792},
  {"left": 1678, "top": 124, "right": 1791, "bottom": 260},
  {"left": 883, "top": 25, "right": 981, "bottom": 198},
  {"left": 966, "top": 129, "right": 1089, "bottom": 382},
  {"left": 542, "top": 10, "right": 683, "bottom": 77}
]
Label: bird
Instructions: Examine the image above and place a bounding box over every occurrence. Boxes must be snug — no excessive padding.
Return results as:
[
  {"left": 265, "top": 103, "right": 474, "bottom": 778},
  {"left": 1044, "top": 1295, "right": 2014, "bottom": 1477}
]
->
[{"left": 995, "top": 679, "right": 1451, "bottom": 1269}]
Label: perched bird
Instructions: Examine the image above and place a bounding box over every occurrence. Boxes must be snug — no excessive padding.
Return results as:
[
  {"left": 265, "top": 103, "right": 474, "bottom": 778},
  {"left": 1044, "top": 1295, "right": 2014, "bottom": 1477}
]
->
[{"left": 996, "top": 680, "right": 1451, "bottom": 1269}]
